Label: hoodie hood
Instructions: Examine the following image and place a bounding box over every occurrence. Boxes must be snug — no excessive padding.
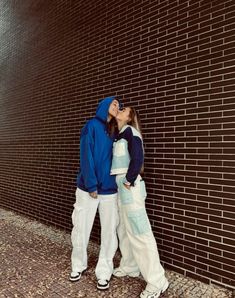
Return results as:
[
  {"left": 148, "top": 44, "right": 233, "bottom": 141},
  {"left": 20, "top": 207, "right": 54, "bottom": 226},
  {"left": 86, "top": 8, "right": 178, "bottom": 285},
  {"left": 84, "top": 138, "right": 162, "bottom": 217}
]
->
[{"left": 95, "top": 96, "right": 119, "bottom": 123}]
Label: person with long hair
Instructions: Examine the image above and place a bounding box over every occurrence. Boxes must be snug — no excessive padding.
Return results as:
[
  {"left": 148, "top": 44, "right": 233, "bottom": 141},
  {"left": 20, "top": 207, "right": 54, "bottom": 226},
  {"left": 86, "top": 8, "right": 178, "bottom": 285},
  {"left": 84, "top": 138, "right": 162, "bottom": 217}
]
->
[
  {"left": 111, "top": 107, "right": 169, "bottom": 298},
  {"left": 70, "top": 97, "right": 121, "bottom": 291}
]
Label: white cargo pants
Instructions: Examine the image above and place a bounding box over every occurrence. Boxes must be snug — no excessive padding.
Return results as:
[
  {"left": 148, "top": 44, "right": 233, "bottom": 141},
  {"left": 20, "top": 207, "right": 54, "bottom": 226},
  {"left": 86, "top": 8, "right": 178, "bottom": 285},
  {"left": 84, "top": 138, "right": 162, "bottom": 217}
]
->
[
  {"left": 116, "top": 174, "right": 166, "bottom": 292},
  {"left": 71, "top": 187, "right": 118, "bottom": 280}
]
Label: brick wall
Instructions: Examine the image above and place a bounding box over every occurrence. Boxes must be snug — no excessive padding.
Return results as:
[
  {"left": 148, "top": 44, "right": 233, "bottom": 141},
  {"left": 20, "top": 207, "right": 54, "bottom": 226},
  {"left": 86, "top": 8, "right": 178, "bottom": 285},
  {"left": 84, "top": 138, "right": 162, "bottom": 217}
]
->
[{"left": 0, "top": 0, "right": 234, "bottom": 289}]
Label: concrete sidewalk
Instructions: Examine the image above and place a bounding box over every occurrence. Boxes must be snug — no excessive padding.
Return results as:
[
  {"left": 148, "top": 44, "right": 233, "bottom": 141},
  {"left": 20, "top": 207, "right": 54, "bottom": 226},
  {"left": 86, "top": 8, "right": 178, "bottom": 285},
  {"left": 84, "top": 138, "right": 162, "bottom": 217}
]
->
[{"left": 0, "top": 208, "right": 233, "bottom": 298}]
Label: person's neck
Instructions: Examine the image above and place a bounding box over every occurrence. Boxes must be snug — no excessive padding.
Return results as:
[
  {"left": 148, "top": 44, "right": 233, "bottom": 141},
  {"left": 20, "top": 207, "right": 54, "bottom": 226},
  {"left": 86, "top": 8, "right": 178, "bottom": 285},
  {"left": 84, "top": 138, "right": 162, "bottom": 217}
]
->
[{"left": 117, "top": 121, "right": 127, "bottom": 131}]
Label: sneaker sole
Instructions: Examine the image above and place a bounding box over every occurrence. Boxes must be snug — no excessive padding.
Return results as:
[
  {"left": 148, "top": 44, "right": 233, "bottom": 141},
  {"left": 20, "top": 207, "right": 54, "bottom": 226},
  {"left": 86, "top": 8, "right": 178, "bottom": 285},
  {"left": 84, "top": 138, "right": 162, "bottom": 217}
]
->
[
  {"left": 97, "top": 279, "right": 110, "bottom": 291},
  {"left": 69, "top": 276, "right": 81, "bottom": 282},
  {"left": 69, "top": 273, "right": 82, "bottom": 282},
  {"left": 97, "top": 284, "right": 109, "bottom": 290}
]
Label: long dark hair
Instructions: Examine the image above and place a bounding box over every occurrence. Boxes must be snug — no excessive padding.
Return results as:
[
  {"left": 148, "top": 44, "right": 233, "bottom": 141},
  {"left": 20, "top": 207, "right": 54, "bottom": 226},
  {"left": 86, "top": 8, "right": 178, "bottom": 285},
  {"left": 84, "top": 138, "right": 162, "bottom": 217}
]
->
[
  {"left": 107, "top": 117, "right": 118, "bottom": 136},
  {"left": 127, "top": 107, "right": 142, "bottom": 136}
]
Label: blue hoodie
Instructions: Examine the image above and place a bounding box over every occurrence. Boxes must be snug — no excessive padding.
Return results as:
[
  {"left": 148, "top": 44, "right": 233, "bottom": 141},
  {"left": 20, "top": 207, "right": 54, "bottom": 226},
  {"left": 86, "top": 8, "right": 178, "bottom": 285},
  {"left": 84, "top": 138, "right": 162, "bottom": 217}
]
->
[{"left": 76, "top": 96, "right": 119, "bottom": 195}]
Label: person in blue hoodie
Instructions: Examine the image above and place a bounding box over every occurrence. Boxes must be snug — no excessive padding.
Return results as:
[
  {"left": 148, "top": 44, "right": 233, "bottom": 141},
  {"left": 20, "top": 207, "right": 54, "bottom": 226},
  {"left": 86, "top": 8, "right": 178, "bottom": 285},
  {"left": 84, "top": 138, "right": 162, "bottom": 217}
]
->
[{"left": 70, "top": 96, "right": 120, "bottom": 291}]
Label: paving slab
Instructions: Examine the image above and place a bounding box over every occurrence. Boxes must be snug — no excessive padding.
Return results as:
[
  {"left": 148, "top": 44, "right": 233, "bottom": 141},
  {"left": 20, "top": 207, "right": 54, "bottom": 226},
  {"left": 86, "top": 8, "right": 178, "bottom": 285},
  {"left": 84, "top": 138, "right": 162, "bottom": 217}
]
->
[{"left": 0, "top": 209, "right": 233, "bottom": 298}]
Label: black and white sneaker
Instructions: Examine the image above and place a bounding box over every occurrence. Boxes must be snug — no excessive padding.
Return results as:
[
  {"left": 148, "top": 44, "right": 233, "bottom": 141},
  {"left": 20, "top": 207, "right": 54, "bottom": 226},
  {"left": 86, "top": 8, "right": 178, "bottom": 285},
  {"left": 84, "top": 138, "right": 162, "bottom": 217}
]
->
[
  {"left": 97, "top": 279, "right": 110, "bottom": 290},
  {"left": 69, "top": 271, "right": 82, "bottom": 282}
]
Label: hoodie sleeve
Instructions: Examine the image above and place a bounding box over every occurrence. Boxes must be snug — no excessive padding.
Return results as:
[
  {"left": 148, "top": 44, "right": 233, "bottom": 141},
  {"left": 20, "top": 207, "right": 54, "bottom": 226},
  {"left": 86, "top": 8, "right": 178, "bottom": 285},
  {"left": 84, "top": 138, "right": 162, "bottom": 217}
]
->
[
  {"left": 123, "top": 127, "right": 144, "bottom": 185},
  {"left": 80, "top": 122, "right": 98, "bottom": 192}
]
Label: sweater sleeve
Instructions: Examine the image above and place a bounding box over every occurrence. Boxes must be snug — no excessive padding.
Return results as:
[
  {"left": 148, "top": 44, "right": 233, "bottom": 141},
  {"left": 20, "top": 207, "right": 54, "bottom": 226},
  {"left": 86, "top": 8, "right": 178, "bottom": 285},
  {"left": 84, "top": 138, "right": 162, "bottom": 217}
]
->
[
  {"left": 80, "top": 122, "right": 98, "bottom": 192},
  {"left": 124, "top": 128, "right": 144, "bottom": 185}
]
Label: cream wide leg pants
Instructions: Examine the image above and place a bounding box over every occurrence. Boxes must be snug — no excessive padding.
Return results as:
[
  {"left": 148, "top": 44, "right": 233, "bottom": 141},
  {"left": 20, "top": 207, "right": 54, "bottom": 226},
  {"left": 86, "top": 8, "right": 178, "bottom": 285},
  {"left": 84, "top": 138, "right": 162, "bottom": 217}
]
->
[
  {"left": 71, "top": 187, "right": 118, "bottom": 280},
  {"left": 116, "top": 174, "right": 167, "bottom": 292}
]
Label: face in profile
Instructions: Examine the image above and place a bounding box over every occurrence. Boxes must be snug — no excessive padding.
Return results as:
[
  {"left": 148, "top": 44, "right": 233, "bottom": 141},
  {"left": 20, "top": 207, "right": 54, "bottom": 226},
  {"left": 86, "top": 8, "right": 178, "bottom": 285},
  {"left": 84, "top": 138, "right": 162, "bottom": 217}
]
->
[
  {"left": 116, "top": 107, "right": 131, "bottom": 123},
  {"left": 108, "top": 100, "right": 119, "bottom": 118}
]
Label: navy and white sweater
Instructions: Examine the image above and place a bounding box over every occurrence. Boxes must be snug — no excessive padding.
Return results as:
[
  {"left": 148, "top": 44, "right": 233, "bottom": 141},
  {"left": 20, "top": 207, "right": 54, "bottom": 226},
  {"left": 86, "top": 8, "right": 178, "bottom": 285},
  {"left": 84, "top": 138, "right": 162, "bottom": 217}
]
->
[{"left": 111, "top": 125, "right": 144, "bottom": 185}]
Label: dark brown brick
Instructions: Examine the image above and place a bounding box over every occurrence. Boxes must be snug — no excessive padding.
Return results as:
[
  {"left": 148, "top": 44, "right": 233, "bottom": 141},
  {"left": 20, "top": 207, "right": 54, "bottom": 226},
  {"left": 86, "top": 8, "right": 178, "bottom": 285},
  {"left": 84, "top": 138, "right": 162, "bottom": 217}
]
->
[
  {"left": 196, "top": 268, "right": 222, "bottom": 283},
  {"left": 1, "top": 0, "right": 235, "bottom": 289},
  {"left": 197, "top": 219, "right": 221, "bottom": 230},
  {"left": 197, "top": 231, "right": 222, "bottom": 243},
  {"left": 197, "top": 256, "right": 222, "bottom": 270},
  {"left": 197, "top": 245, "right": 222, "bottom": 257},
  {"left": 210, "top": 241, "right": 235, "bottom": 253},
  {"left": 210, "top": 254, "right": 235, "bottom": 268},
  {"left": 185, "top": 222, "right": 207, "bottom": 232},
  {"left": 187, "top": 271, "right": 210, "bottom": 285},
  {"left": 209, "top": 267, "right": 235, "bottom": 281}
]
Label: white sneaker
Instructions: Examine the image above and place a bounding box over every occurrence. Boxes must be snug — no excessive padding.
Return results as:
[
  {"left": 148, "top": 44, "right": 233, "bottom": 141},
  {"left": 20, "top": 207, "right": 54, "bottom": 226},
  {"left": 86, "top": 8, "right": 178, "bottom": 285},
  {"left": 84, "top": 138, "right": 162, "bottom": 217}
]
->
[
  {"left": 113, "top": 267, "right": 140, "bottom": 277},
  {"left": 69, "top": 271, "right": 82, "bottom": 282},
  {"left": 140, "top": 279, "right": 169, "bottom": 298},
  {"left": 97, "top": 279, "right": 110, "bottom": 290}
]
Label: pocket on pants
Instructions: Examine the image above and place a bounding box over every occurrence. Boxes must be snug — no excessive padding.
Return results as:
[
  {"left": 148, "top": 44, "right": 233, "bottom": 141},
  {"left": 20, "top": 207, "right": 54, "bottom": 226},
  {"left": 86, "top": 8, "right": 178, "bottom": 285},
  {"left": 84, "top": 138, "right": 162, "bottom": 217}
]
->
[
  {"left": 118, "top": 179, "right": 133, "bottom": 205},
  {"left": 127, "top": 208, "right": 150, "bottom": 235},
  {"left": 140, "top": 180, "right": 147, "bottom": 199},
  {"left": 71, "top": 205, "right": 83, "bottom": 227}
]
